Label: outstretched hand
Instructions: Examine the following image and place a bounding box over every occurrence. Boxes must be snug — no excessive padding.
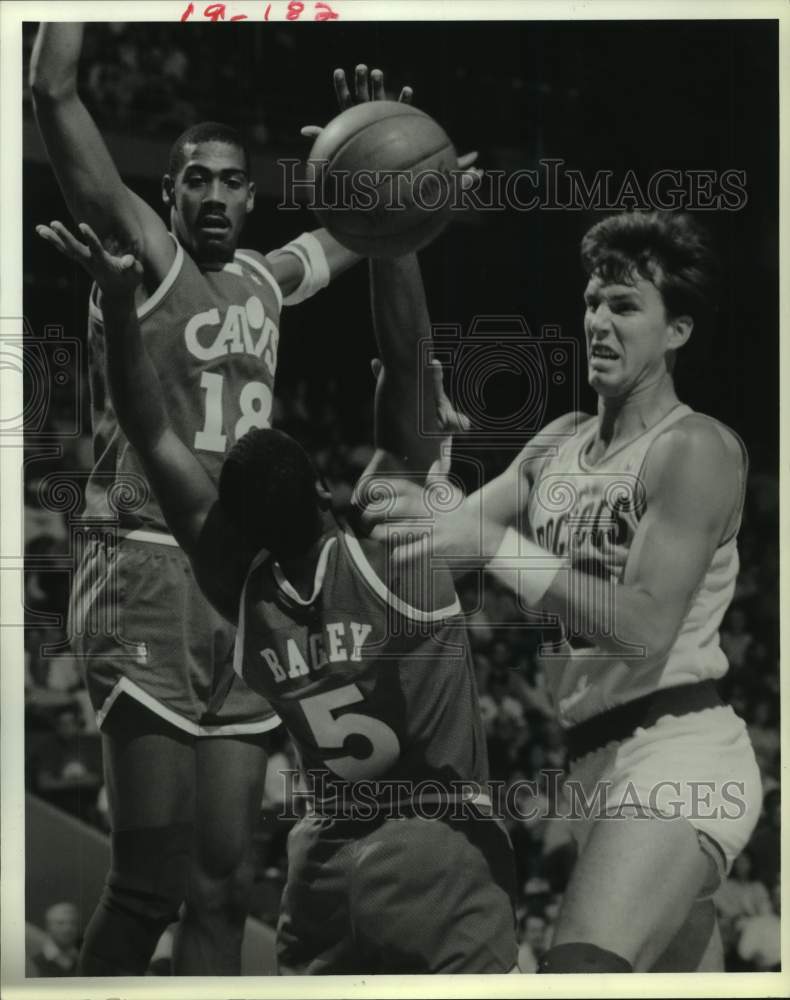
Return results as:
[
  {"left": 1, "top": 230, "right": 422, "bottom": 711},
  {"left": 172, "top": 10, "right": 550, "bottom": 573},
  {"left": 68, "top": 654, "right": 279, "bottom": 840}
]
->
[
  {"left": 300, "top": 65, "right": 413, "bottom": 140},
  {"left": 302, "top": 65, "right": 482, "bottom": 191},
  {"left": 36, "top": 221, "right": 143, "bottom": 297}
]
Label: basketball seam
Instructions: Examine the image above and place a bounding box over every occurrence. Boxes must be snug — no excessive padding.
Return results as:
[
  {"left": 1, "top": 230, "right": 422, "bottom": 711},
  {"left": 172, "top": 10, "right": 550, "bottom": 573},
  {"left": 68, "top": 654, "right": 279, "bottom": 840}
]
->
[
  {"left": 313, "top": 110, "right": 447, "bottom": 175},
  {"left": 315, "top": 144, "right": 457, "bottom": 243}
]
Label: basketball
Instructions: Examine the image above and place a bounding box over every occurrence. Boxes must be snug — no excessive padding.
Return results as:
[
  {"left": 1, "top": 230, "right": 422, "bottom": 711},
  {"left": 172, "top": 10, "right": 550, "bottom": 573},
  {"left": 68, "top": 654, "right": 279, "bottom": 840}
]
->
[{"left": 308, "top": 101, "right": 458, "bottom": 257}]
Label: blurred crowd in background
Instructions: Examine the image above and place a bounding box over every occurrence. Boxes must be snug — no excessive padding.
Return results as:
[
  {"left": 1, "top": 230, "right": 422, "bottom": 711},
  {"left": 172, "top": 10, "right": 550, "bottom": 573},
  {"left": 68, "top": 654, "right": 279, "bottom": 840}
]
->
[{"left": 20, "top": 18, "right": 779, "bottom": 976}]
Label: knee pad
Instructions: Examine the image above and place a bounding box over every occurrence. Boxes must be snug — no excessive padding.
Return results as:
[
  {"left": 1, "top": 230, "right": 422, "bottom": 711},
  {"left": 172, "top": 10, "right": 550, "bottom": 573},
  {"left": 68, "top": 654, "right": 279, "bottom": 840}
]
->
[
  {"left": 538, "top": 942, "right": 633, "bottom": 974},
  {"left": 105, "top": 823, "right": 193, "bottom": 924}
]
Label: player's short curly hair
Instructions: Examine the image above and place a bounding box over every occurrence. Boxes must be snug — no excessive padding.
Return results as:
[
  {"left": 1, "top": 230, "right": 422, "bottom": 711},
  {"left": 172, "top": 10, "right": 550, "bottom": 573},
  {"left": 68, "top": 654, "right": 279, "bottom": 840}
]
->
[
  {"left": 219, "top": 428, "right": 322, "bottom": 557},
  {"left": 167, "top": 121, "right": 251, "bottom": 178},
  {"left": 580, "top": 211, "right": 719, "bottom": 324}
]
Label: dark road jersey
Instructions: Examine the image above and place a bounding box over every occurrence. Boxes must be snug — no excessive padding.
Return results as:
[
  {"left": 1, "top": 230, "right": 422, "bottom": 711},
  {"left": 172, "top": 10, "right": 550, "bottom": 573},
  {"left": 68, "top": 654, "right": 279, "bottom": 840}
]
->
[
  {"left": 84, "top": 238, "right": 283, "bottom": 532},
  {"left": 233, "top": 528, "right": 490, "bottom": 805}
]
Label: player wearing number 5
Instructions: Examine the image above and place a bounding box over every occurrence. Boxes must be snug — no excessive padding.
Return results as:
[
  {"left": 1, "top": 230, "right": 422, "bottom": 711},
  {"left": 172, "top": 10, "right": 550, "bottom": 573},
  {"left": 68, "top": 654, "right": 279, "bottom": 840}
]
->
[
  {"left": 31, "top": 24, "right": 391, "bottom": 976},
  {"left": 38, "top": 215, "right": 517, "bottom": 974}
]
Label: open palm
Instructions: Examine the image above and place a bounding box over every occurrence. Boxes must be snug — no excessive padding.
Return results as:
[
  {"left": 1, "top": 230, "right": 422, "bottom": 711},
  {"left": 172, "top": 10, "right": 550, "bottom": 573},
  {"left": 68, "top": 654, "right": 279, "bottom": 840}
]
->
[{"left": 36, "top": 221, "right": 143, "bottom": 297}]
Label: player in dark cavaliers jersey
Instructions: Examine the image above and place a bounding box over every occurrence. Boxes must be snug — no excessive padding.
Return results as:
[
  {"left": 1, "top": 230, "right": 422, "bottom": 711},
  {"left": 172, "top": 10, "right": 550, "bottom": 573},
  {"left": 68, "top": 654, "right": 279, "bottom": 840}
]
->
[
  {"left": 30, "top": 23, "right": 405, "bottom": 975},
  {"left": 37, "top": 214, "right": 517, "bottom": 974}
]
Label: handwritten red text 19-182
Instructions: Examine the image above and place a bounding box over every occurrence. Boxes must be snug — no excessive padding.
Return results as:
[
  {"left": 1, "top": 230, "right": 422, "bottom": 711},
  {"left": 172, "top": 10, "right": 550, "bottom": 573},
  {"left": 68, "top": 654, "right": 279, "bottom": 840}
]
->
[{"left": 180, "top": 2, "right": 340, "bottom": 21}]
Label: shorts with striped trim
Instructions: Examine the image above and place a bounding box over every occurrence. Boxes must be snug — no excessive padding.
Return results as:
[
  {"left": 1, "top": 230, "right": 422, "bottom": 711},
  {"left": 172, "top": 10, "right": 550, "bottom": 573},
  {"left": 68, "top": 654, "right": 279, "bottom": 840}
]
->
[{"left": 69, "top": 532, "right": 280, "bottom": 736}]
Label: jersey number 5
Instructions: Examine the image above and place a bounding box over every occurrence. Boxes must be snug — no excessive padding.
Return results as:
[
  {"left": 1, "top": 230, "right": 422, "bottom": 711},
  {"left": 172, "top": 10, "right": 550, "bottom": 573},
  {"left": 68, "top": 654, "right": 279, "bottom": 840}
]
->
[
  {"left": 300, "top": 683, "right": 400, "bottom": 781},
  {"left": 195, "top": 371, "right": 273, "bottom": 452}
]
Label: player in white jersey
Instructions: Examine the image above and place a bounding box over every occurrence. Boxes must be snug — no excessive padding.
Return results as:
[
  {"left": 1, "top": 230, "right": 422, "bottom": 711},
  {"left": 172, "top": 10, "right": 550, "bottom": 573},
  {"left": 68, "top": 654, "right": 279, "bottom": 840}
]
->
[{"left": 368, "top": 211, "right": 762, "bottom": 972}]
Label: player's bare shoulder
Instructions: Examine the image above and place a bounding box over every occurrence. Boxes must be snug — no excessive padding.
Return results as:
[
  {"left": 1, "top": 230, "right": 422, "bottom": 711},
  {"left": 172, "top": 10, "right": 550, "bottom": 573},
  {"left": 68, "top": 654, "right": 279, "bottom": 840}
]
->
[
  {"left": 648, "top": 411, "right": 746, "bottom": 478},
  {"left": 644, "top": 411, "right": 747, "bottom": 540}
]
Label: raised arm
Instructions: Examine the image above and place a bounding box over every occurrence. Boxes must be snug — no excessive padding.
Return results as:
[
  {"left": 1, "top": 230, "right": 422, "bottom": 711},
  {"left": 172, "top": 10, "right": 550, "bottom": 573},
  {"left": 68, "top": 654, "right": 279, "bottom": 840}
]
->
[
  {"left": 366, "top": 253, "right": 443, "bottom": 477},
  {"left": 37, "top": 221, "right": 247, "bottom": 621},
  {"left": 30, "top": 24, "right": 173, "bottom": 288},
  {"left": 264, "top": 229, "right": 361, "bottom": 301}
]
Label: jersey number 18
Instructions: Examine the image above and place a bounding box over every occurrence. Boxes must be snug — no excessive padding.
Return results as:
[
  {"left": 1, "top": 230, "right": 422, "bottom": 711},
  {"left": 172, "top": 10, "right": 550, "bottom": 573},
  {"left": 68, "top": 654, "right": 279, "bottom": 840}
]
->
[{"left": 195, "top": 371, "right": 273, "bottom": 452}]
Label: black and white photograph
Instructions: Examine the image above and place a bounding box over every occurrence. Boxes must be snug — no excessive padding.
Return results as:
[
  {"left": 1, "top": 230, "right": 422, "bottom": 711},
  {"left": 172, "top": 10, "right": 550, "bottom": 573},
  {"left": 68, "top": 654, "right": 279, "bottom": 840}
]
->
[{"left": 1, "top": 0, "right": 785, "bottom": 995}]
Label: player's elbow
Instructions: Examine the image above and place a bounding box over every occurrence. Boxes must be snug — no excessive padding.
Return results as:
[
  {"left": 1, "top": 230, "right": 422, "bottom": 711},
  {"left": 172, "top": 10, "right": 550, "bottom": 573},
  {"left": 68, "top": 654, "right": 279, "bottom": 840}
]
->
[
  {"left": 607, "top": 590, "right": 681, "bottom": 663},
  {"left": 642, "top": 629, "right": 676, "bottom": 664},
  {"left": 30, "top": 70, "right": 78, "bottom": 104},
  {"left": 631, "top": 607, "right": 680, "bottom": 664}
]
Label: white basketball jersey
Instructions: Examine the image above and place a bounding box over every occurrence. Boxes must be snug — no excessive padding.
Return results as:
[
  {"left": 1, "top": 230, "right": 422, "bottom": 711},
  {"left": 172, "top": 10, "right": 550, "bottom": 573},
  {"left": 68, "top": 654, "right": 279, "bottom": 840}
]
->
[{"left": 525, "top": 404, "right": 746, "bottom": 727}]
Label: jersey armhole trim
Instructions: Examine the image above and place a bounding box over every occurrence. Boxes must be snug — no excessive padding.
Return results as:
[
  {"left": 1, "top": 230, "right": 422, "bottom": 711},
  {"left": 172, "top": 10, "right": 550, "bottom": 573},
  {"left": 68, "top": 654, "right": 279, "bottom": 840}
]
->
[
  {"left": 343, "top": 531, "right": 461, "bottom": 623},
  {"left": 89, "top": 234, "right": 184, "bottom": 325},
  {"left": 236, "top": 251, "right": 284, "bottom": 311},
  {"left": 720, "top": 429, "right": 749, "bottom": 546},
  {"left": 272, "top": 536, "right": 337, "bottom": 606}
]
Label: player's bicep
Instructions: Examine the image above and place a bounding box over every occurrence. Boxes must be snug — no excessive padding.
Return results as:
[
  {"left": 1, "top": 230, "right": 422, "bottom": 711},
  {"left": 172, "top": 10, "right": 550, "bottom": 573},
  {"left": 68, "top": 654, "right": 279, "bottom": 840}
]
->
[
  {"left": 34, "top": 94, "right": 172, "bottom": 275},
  {"left": 622, "top": 424, "right": 738, "bottom": 629}
]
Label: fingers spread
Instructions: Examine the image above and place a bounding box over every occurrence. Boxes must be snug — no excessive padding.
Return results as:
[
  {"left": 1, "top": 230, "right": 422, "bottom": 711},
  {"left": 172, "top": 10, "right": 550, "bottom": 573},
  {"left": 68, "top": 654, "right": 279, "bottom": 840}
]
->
[
  {"left": 36, "top": 224, "right": 69, "bottom": 255},
  {"left": 52, "top": 221, "right": 92, "bottom": 260},
  {"left": 333, "top": 68, "right": 351, "bottom": 109},
  {"left": 370, "top": 68, "right": 385, "bottom": 101},
  {"left": 77, "top": 222, "right": 106, "bottom": 257},
  {"left": 354, "top": 64, "right": 370, "bottom": 103},
  {"left": 38, "top": 221, "right": 89, "bottom": 261}
]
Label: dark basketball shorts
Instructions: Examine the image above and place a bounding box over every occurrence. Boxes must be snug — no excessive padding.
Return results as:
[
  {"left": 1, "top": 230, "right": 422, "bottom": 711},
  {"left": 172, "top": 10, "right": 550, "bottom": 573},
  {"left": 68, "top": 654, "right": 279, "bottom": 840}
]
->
[
  {"left": 277, "top": 808, "right": 518, "bottom": 974},
  {"left": 69, "top": 532, "right": 280, "bottom": 736}
]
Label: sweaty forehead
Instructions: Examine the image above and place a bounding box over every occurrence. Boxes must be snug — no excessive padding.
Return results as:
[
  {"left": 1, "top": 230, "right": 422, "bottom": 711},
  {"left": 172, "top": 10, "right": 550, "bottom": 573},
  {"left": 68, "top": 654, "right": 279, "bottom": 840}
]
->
[{"left": 180, "top": 140, "right": 247, "bottom": 173}]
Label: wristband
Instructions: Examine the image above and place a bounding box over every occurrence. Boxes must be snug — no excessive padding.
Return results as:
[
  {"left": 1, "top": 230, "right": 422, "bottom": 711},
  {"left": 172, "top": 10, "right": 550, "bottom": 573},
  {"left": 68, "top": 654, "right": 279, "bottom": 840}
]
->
[
  {"left": 487, "top": 526, "right": 565, "bottom": 606},
  {"left": 281, "top": 231, "right": 331, "bottom": 305}
]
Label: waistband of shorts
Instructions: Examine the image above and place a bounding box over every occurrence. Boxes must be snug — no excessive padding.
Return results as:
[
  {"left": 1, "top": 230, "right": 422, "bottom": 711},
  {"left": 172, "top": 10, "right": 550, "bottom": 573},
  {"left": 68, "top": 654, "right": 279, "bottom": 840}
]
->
[{"left": 566, "top": 680, "right": 724, "bottom": 763}]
